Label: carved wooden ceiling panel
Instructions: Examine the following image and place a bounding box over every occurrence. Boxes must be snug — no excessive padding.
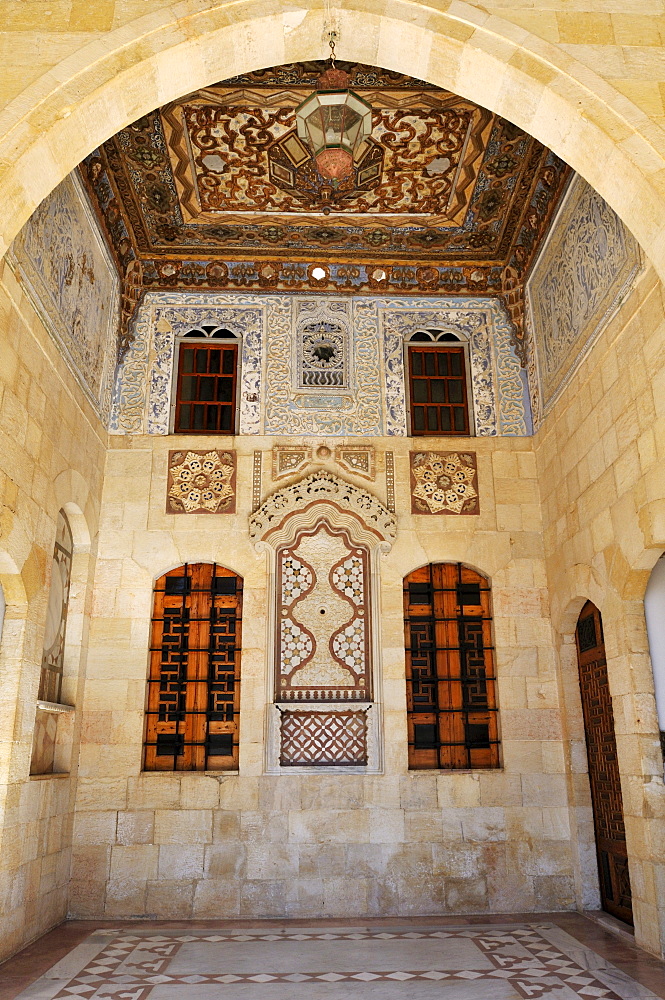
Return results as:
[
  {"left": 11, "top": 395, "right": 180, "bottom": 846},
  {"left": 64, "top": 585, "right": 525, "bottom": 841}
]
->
[{"left": 79, "top": 62, "right": 570, "bottom": 359}]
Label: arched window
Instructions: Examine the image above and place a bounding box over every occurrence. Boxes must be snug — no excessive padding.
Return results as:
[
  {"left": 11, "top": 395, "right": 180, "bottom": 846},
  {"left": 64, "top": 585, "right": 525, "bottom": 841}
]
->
[
  {"left": 403, "top": 562, "right": 499, "bottom": 769},
  {"left": 405, "top": 329, "right": 471, "bottom": 436},
  {"left": 31, "top": 508, "right": 74, "bottom": 775},
  {"left": 144, "top": 563, "right": 242, "bottom": 771},
  {"left": 173, "top": 326, "right": 240, "bottom": 434},
  {"left": 39, "top": 509, "right": 73, "bottom": 704}
]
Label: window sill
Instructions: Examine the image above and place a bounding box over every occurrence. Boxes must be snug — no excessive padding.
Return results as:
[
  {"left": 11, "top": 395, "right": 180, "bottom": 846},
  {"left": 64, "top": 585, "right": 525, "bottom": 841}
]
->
[
  {"left": 29, "top": 772, "right": 70, "bottom": 780},
  {"left": 408, "top": 767, "right": 504, "bottom": 774},
  {"left": 36, "top": 700, "right": 75, "bottom": 714},
  {"left": 140, "top": 770, "right": 240, "bottom": 776}
]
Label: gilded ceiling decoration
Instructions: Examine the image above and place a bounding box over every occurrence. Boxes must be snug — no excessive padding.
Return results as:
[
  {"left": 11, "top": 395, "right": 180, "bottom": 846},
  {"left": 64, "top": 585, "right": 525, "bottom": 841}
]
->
[{"left": 79, "top": 62, "right": 570, "bottom": 361}]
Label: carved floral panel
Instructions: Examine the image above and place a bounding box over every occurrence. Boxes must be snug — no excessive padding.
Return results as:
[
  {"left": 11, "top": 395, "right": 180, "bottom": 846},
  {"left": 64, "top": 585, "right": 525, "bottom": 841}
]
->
[
  {"left": 276, "top": 523, "right": 371, "bottom": 702},
  {"left": 167, "top": 450, "right": 236, "bottom": 514},
  {"left": 410, "top": 451, "right": 479, "bottom": 515},
  {"left": 272, "top": 446, "right": 312, "bottom": 481},
  {"left": 334, "top": 446, "right": 376, "bottom": 481}
]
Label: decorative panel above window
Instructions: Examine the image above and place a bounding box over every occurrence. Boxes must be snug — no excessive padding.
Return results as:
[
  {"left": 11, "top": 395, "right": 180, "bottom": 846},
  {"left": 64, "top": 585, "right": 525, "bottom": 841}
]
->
[
  {"left": 144, "top": 563, "right": 242, "bottom": 771},
  {"left": 403, "top": 563, "right": 500, "bottom": 770}
]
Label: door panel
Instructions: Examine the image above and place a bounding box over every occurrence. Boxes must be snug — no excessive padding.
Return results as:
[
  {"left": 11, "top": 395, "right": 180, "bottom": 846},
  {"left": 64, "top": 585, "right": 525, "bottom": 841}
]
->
[{"left": 575, "top": 601, "right": 633, "bottom": 924}]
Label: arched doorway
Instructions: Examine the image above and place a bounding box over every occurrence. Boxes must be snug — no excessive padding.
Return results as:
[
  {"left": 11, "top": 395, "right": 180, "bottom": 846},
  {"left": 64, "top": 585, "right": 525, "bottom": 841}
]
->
[{"left": 575, "top": 600, "right": 632, "bottom": 924}]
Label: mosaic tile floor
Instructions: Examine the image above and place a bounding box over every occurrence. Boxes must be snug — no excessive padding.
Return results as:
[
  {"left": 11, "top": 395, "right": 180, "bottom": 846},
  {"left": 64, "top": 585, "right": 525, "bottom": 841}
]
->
[{"left": 7, "top": 921, "right": 664, "bottom": 1000}]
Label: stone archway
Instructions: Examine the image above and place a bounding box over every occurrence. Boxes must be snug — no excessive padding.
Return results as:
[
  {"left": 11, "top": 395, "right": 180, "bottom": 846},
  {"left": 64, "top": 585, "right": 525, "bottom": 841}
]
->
[{"left": 0, "top": 1, "right": 664, "bottom": 283}]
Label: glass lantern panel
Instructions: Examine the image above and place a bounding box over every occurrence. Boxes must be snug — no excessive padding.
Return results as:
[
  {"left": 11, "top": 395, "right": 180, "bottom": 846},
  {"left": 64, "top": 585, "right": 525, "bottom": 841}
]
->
[
  {"left": 306, "top": 113, "right": 325, "bottom": 153},
  {"left": 322, "top": 105, "right": 346, "bottom": 145},
  {"left": 344, "top": 117, "right": 363, "bottom": 148}
]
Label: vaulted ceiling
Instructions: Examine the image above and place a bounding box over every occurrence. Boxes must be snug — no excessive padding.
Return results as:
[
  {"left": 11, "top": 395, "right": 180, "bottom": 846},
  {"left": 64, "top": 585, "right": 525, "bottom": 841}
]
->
[{"left": 79, "top": 62, "right": 570, "bottom": 359}]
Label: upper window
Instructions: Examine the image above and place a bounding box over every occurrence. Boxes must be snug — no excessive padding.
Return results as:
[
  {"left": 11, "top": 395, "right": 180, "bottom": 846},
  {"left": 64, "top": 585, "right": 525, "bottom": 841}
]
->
[
  {"left": 403, "top": 562, "right": 500, "bottom": 770},
  {"left": 174, "top": 326, "right": 239, "bottom": 434},
  {"left": 144, "top": 563, "right": 242, "bottom": 771},
  {"left": 407, "top": 330, "right": 470, "bottom": 436}
]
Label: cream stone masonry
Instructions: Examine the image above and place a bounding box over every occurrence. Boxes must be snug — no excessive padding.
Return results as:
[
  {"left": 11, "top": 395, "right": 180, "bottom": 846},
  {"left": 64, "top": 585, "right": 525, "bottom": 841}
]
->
[
  {"left": 0, "top": 260, "right": 106, "bottom": 962},
  {"left": 2, "top": 0, "right": 665, "bottom": 970},
  {"left": 70, "top": 431, "right": 573, "bottom": 922},
  {"left": 536, "top": 264, "right": 665, "bottom": 959}
]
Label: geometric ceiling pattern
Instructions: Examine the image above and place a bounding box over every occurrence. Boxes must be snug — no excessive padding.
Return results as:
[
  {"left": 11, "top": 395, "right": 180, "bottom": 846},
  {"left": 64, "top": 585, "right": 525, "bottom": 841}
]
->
[{"left": 80, "top": 62, "right": 570, "bottom": 361}]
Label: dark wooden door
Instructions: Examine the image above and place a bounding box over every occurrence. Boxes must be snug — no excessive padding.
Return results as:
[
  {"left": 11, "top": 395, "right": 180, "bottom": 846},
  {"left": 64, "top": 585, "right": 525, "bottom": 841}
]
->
[{"left": 575, "top": 601, "right": 633, "bottom": 924}]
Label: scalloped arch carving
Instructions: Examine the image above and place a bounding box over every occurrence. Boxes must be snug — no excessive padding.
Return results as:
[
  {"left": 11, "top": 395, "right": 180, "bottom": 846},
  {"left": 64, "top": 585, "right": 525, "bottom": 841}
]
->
[{"left": 249, "top": 470, "right": 396, "bottom": 551}]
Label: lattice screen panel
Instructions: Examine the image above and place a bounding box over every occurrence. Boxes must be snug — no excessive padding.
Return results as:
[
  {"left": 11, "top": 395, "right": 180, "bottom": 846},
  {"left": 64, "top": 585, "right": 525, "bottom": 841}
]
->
[
  {"left": 403, "top": 562, "right": 500, "bottom": 770},
  {"left": 280, "top": 710, "right": 368, "bottom": 766},
  {"left": 144, "top": 563, "right": 242, "bottom": 771}
]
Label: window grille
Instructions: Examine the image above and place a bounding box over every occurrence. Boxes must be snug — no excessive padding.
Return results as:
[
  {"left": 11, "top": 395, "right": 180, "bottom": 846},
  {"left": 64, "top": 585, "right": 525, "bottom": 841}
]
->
[
  {"left": 407, "top": 341, "right": 470, "bottom": 436},
  {"left": 144, "top": 563, "right": 242, "bottom": 771},
  {"left": 403, "top": 562, "right": 500, "bottom": 769},
  {"left": 174, "top": 340, "right": 238, "bottom": 433}
]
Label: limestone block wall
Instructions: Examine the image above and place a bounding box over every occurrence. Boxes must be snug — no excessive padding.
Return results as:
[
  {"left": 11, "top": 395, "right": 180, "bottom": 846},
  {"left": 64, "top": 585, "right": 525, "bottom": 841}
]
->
[
  {"left": 70, "top": 433, "right": 579, "bottom": 920},
  {"left": 0, "top": 261, "right": 106, "bottom": 961},
  {"left": 535, "top": 264, "right": 665, "bottom": 958}
]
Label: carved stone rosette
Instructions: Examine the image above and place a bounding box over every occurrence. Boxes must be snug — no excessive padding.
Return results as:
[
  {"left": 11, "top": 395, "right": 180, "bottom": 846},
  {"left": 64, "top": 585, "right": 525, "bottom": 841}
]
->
[
  {"left": 410, "top": 451, "right": 479, "bottom": 515},
  {"left": 167, "top": 450, "right": 236, "bottom": 514}
]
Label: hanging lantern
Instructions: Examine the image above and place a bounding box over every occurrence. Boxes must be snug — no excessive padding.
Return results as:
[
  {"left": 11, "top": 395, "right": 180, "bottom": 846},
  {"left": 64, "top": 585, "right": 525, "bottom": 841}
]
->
[{"left": 295, "top": 63, "right": 373, "bottom": 181}]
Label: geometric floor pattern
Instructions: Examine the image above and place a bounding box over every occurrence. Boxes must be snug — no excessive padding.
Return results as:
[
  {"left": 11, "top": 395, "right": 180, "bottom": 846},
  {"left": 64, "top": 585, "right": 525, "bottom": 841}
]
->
[{"left": 11, "top": 923, "right": 661, "bottom": 1000}]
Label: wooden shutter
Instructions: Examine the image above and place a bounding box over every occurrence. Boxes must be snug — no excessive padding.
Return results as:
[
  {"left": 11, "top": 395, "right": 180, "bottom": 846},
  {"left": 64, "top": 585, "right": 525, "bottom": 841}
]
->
[
  {"left": 404, "top": 563, "right": 499, "bottom": 769},
  {"left": 175, "top": 342, "right": 238, "bottom": 433},
  {"left": 408, "top": 346, "right": 470, "bottom": 436},
  {"left": 144, "top": 563, "right": 242, "bottom": 771}
]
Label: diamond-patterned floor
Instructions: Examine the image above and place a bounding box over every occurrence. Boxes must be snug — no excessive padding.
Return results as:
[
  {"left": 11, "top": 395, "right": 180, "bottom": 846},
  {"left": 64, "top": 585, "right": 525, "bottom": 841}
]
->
[{"left": 5, "top": 921, "right": 664, "bottom": 1000}]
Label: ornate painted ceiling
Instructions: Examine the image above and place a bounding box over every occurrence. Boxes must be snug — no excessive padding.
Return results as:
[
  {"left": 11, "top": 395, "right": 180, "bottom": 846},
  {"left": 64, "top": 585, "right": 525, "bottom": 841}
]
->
[{"left": 79, "top": 62, "right": 570, "bottom": 359}]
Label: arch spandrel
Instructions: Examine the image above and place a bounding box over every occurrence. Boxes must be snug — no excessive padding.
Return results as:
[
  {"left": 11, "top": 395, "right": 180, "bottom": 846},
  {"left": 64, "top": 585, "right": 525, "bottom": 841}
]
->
[{"left": 0, "top": 1, "right": 663, "bottom": 285}]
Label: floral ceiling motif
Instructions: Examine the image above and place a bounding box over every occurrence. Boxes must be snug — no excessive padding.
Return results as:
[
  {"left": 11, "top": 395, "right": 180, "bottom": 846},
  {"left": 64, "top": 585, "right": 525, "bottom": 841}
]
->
[{"left": 79, "top": 62, "right": 570, "bottom": 361}]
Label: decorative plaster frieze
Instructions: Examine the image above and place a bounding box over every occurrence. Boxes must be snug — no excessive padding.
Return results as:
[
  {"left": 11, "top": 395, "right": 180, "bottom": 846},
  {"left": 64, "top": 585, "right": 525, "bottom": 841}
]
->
[
  {"left": 249, "top": 471, "right": 396, "bottom": 548},
  {"left": 527, "top": 174, "right": 642, "bottom": 418}
]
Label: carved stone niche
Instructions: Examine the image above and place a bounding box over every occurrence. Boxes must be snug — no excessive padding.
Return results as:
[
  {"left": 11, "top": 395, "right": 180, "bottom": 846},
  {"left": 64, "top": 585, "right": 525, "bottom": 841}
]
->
[{"left": 249, "top": 471, "right": 396, "bottom": 773}]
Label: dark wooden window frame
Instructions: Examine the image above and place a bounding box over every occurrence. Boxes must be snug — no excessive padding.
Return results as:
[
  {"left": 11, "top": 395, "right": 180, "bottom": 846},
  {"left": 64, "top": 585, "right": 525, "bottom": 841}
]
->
[
  {"left": 404, "top": 562, "right": 500, "bottom": 770},
  {"left": 144, "top": 563, "right": 242, "bottom": 772},
  {"left": 172, "top": 332, "right": 240, "bottom": 435},
  {"left": 405, "top": 334, "right": 472, "bottom": 437}
]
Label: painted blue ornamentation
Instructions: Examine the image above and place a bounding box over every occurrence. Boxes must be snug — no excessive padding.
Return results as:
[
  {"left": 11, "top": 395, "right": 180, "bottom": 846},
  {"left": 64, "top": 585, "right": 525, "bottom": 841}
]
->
[
  {"left": 8, "top": 172, "right": 119, "bottom": 421},
  {"left": 527, "top": 174, "right": 641, "bottom": 419},
  {"left": 114, "top": 292, "right": 530, "bottom": 436}
]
